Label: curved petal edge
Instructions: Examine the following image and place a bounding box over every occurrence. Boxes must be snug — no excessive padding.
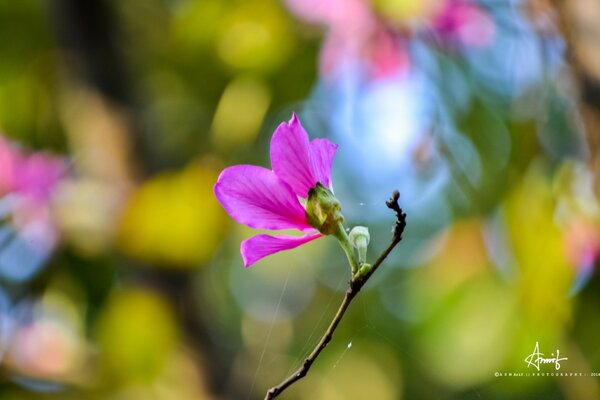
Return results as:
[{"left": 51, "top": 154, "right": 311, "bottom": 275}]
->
[
  {"left": 241, "top": 232, "right": 322, "bottom": 267},
  {"left": 214, "top": 165, "right": 311, "bottom": 231}
]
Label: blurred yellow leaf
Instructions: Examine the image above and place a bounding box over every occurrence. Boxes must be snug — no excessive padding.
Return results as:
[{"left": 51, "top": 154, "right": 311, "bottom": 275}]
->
[
  {"left": 503, "top": 161, "right": 575, "bottom": 330},
  {"left": 216, "top": 0, "right": 294, "bottom": 71},
  {"left": 96, "top": 289, "right": 178, "bottom": 383},
  {"left": 118, "top": 162, "right": 227, "bottom": 267},
  {"left": 211, "top": 75, "right": 271, "bottom": 151},
  {"left": 373, "top": 0, "right": 439, "bottom": 24}
]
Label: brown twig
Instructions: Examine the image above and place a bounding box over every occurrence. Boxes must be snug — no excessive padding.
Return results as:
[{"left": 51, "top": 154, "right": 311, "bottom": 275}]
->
[{"left": 264, "top": 191, "right": 406, "bottom": 399}]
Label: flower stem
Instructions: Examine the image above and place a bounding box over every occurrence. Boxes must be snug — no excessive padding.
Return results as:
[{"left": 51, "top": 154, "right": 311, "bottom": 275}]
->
[{"left": 333, "top": 220, "right": 359, "bottom": 275}]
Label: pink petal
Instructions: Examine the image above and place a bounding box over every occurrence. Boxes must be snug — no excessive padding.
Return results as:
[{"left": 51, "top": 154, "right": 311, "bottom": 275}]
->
[
  {"left": 214, "top": 165, "right": 311, "bottom": 231},
  {"left": 270, "top": 114, "right": 315, "bottom": 197},
  {"left": 310, "top": 138, "right": 338, "bottom": 190},
  {"left": 241, "top": 232, "right": 321, "bottom": 267},
  {"left": 271, "top": 113, "right": 337, "bottom": 197}
]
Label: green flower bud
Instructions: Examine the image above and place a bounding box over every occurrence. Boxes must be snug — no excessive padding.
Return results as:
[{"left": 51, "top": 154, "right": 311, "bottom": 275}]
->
[
  {"left": 305, "top": 183, "right": 343, "bottom": 236},
  {"left": 305, "top": 184, "right": 359, "bottom": 275},
  {"left": 349, "top": 226, "right": 370, "bottom": 264}
]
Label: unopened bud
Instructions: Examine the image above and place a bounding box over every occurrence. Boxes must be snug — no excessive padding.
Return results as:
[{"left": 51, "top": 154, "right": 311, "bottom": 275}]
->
[
  {"left": 305, "top": 183, "right": 343, "bottom": 236},
  {"left": 349, "top": 226, "right": 370, "bottom": 264}
]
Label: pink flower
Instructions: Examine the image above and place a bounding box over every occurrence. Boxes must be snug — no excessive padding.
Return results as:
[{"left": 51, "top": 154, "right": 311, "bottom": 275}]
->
[
  {"left": 13, "top": 152, "right": 65, "bottom": 203},
  {"left": 0, "top": 135, "right": 65, "bottom": 203},
  {"left": 285, "top": 0, "right": 410, "bottom": 80},
  {"left": 0, "top": 134, "right": 66, "bottom": 281},
  {"left": 214, "top": 114, "right": 338, "bottom": 267},
  {"left": 432, "top": 2, "right": 496, "bottom": 47}
]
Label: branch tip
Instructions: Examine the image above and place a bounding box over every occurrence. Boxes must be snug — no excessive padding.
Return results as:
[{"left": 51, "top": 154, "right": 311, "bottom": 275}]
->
[{"left": 385, "top": 190, "right": 406, "bottom": 240}]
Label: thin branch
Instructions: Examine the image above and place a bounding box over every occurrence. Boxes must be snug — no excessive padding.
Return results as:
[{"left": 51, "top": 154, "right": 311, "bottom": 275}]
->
[{"left": 264, "top": 191, "right": 407, "bottom": 400}]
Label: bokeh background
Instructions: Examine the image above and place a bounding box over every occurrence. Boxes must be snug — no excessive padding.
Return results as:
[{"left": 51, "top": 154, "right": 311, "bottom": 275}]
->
[{"left": 1, "top": 0, "right": 600, "bottom": 399}]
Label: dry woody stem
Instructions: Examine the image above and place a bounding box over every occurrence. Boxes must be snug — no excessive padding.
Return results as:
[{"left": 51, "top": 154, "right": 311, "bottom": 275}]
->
[{"left": 264, "top": 190, "right": 407, "bottom": 399}]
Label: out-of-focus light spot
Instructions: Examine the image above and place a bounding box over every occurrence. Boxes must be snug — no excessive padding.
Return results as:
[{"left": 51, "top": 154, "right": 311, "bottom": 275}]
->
[
  {"left": 220, "top": 22, "right": 269, "bottom": 62},
  {"left": 0, "top": 223, "right": 54, "bottom": 282},
  {"left": 6, "top": 291, "right": 84, "bottom": 381},
  {"left": 118, "top": 162, "right": 227, "bottom": 267},
  {"left": 432, "top": 2, "right": 496, "bottom": 48},
  {"left": 60, "top": 88, "right": 134, "bottom": 183},
  {"left": 567, "top": 0, "right": 600, "bottom": 78},
  {"left": 374, "top": 0, "right": 438, "bottom": 24},
  {"left": 211, "top": 76, "right": 271, "bottom": 151},
  {"left": 453, "top": 5, "right": 496, "bottom": 47},
  {"left": 54, "top": 178, "right": 125, "bottom": 256},
  {"left": 564, "top": 219, "right": 600, "bottom": 271},
  {"left": 329, "top": 68, "right": 432, "bottom": 171},
  {"left": 10, "top": 319, "right": 77, "bottom": 378},
  {"left": 12, "top": 152, "right": 65, "bottom": 203},
  {"left": 216, "top": 2, "right": 293, "bottom": 71},
  {"left": 96, "top": 289, "right": 178, "bottom": 383},
  {"left": 284, "top": 0, "right": 372, "bottom": 32},
  {"left": 503, "top": 162, "right": 574, "bottom": 324},
  {"left": 564, "top": 218, "right": 599, "bottom": 294},
  {"left": 358, "top": 79, "right": 426, "bottom": 165}
]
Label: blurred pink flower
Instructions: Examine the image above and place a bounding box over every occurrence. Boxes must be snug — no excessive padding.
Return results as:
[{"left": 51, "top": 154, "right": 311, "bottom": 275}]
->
[
  {"left": 13, "top": 153, "right": 65, "bottom": 203},
  {"left": 432, "top": 1, "right": 496, "bottom": 47},
  {"left": 0, "top": 135, "right": 65, "bottom": 203},
  {"left": 284, "top": 0, "right": 372, "bottom": 35},
  {"left": 0, "top": 134, "right": 65, "bottom": 281},
  {"left": 286, "top": 0, "right": 409, "bottom": 79},
  {"left": 285, "top": 0, "right": 494, "bottom": 80},
  {"left": 564, "top": 218, "right": 600, "bottom": 273},
  {"left": 214, "top": 114, "right": 337, "bottom": 267}
]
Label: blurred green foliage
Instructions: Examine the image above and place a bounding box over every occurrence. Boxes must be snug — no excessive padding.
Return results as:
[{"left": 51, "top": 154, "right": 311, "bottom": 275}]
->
[{"left": 0, "top": 1, "right": 599, "bottom": 400}]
